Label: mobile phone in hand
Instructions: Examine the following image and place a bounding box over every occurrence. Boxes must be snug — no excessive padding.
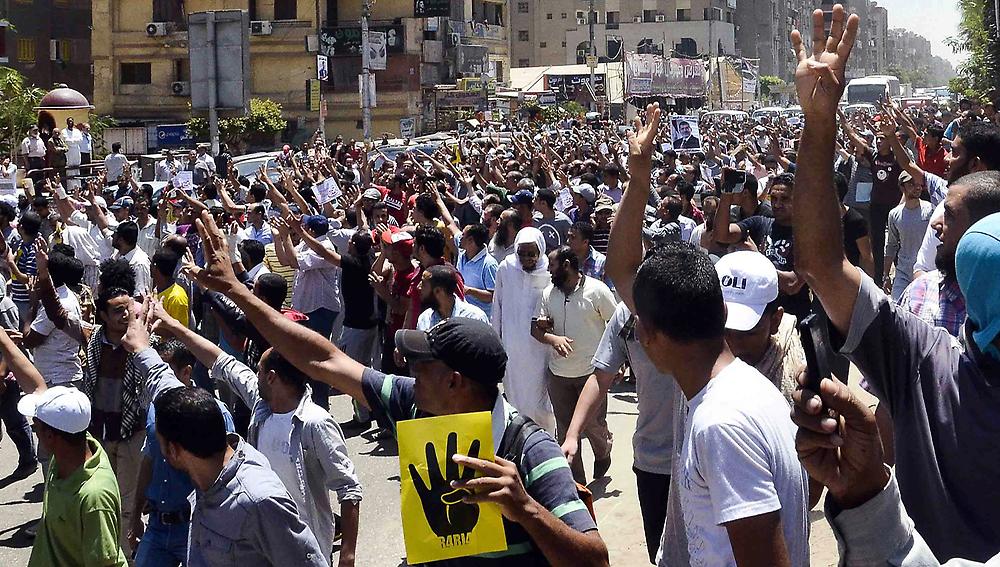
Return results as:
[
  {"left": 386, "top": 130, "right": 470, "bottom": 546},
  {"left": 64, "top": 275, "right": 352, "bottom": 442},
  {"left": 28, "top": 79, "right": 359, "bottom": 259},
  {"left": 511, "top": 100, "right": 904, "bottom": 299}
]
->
[{"left": 799, "top": 314, "right": 831, "bottom": 393}]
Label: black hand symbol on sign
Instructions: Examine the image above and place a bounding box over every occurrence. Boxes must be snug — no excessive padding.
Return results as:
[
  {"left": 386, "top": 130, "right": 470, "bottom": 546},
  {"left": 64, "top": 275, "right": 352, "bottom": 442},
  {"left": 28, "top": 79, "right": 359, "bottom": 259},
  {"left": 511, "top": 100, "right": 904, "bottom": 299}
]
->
[{"left": 408, "top": 432, "right": 482, "bottom": 537}]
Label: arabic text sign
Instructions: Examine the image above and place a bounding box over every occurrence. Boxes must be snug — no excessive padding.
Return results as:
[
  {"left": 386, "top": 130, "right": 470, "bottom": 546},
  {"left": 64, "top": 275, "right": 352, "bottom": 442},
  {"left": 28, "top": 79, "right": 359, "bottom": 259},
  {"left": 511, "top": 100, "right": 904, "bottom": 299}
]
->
[
  {"left": 625, "top": 52, "right": 707, "bottom": 98},
  {"left": 398, "top": 412, "right": 506, "bottom": 564}
]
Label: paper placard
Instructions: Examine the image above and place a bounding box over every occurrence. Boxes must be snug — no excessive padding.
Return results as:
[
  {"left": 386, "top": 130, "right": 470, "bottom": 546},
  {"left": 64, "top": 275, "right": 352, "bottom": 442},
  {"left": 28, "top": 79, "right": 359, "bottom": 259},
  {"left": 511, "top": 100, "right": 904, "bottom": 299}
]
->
[
  {"left": 669, "top": 115, "right": 702, "bottom": 153},
  {"left": 855, "top": 182, "right": 873, "bottom": 203},
  {"left": 0, "top": 179, "right": 18, "bottom": 197},
  {"left": 398, "top": 412, "right": 507, "bottom": 564},
  {"left": 312, "top": 177, "right": 342, "bottom": 205},
  {"left": 174, "top": 171, "right": 194, "bottom": 192}
]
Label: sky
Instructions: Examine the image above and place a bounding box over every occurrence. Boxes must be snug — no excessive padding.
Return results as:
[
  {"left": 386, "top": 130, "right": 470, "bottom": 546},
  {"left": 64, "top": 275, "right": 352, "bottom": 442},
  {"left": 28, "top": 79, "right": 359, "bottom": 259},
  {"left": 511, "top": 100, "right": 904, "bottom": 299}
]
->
[{"left": 871, "top": 0, "right": 966, "bottom": 67}]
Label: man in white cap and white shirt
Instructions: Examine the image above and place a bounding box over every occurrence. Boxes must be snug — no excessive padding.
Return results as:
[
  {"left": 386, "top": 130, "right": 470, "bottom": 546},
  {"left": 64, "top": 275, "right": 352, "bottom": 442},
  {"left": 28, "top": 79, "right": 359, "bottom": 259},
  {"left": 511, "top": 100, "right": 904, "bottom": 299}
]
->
[
  {"left": 5, "top": 322, "right": 129, "bottom": 566},
  {"left": 717, "top": 250, "right": 806, "bottom": 404}
]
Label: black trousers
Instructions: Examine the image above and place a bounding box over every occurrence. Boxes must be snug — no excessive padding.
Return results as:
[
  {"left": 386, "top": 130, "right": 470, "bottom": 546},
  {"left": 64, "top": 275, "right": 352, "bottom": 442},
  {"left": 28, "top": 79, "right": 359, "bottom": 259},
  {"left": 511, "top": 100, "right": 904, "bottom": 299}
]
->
[
  {"left": 869, "top": 203, "right": 892, "bottom": 279},
  {"left": 634, "top": 466, "right": 671, "bottom": 564}
]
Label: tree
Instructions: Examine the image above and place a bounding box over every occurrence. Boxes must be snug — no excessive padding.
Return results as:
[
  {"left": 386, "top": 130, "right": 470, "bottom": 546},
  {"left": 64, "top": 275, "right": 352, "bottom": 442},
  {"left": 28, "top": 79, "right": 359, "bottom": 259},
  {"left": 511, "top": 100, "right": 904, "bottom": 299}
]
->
[
  {"left": 947, "top": 0, "right": 1000, "bottom": 101},
  {"left": 0, "top": 68, "right": 45, "bottom": 157},
  {"left": 186, "top": 98, "right": 288, "bottom": 151}
]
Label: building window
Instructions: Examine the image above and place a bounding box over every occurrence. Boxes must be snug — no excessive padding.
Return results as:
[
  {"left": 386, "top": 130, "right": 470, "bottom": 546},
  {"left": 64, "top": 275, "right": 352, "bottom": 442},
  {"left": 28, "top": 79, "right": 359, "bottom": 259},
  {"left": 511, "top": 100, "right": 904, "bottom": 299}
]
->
[
  {"left": 517, "top": 2, "right": 529, "bottom": 14},
  {"left": 0, "top": 24, "right": 7, "bottom": 63},
  {"left": 642, "top": 10, "right": 656, "bottom": 22},
  {"left": 17, "top": 38, "right": 35, "bottom": 63},
  {"left": 677, "top": 9, "right": 691, "bottom": 21},
  {"left": 546, "top": 13, "right": 553, "bottom": 19},
  {"left": 607, "top": 11, "right": 619, "bottom": 24},
  {"left": 120, "top": 62, "right": 152, "bottom": 85},
  {"left": 540, "top": 41, "right": 547, "bottom": 48},
  {"left": 274, "top": 0, "right": 297, "bottom": 20},
  {"left": 518, "top": 30, "right": 529, "bottom": 41},
  {"left": 51, "top": 39, "right": 73, "bottom": 62},
  {"left": 561, "top": 13, "right": 567, "bottom": 19},
  {"left": 562, "top": 41, "right": 567, "bottom": 47},
  {"left": 518, "top": 58, "right": 530, "bottom": 67}
]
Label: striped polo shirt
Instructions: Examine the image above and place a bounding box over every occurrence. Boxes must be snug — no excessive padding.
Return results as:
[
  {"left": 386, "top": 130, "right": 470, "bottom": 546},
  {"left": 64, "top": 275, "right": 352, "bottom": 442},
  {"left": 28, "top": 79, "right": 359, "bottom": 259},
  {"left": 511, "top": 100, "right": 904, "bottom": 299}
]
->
[{"left": 361, "top": 369, "right": 597, "bottom": 566}]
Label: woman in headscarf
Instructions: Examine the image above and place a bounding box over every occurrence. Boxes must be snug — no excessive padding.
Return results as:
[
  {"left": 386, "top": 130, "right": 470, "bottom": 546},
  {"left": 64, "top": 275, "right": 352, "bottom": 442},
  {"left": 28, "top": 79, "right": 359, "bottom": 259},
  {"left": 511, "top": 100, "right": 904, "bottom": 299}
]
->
[{"left": 491, "top": 227, "right": 555, "bottom": 433}]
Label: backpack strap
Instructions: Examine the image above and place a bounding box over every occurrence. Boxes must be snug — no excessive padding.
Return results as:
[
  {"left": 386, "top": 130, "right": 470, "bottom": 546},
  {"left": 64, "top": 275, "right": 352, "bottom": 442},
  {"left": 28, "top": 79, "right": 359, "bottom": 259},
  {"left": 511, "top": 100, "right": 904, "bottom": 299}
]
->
[{"left": 498, "top": 413, "right": 542, "bottom": 468}]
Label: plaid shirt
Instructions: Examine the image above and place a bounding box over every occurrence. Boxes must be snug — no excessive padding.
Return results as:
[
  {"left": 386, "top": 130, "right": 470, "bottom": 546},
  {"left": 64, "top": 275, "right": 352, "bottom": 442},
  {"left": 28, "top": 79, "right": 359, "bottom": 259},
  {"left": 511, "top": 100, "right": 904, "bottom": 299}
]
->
[{"left": 898, "top": 270, "right": 967, "bottom": 337}]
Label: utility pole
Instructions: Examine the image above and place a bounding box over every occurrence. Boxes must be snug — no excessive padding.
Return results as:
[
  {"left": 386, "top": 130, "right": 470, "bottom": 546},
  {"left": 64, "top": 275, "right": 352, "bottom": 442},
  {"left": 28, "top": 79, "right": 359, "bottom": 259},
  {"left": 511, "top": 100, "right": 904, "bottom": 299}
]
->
[
  {"left": 360, "top": 0, "right": 373, "bottom": 144},
  {"left": 206, "top": 12, "right": 220, "bottom": 156},
  {"left": 315, "top": 0, "right": 325, "bottom": 140},
  {"left": 588, "top": 0, "right": 596, "bottom": 111}
]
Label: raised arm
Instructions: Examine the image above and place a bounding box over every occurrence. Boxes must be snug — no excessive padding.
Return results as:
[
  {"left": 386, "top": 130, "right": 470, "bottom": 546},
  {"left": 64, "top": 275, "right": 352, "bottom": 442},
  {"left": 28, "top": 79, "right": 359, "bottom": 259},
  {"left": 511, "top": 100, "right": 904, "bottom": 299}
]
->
[
  {"left": 184, "top": 210, "right": 369, "bottom": 407},
  {"left": 790, "top": 5, "right": 862, "bottom": 335},
  {"left": 0, "top": 327, "right": 46, "bottom": 394},
  {"left": 838, "top": 109, "right": 871, "bottom": 157},
  {"left": 882, "top": 114, "right": 926, "bottom": 186},
  {"left": 606, "top": 103, "right": 662, "bottom": 312}
]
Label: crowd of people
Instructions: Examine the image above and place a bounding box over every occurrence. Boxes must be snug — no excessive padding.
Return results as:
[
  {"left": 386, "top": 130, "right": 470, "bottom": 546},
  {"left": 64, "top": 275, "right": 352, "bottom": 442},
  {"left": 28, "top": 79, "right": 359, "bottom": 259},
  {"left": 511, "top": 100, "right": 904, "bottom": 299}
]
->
[{"left": 3, "top": 5, "right": 1000, "bottom": 566}]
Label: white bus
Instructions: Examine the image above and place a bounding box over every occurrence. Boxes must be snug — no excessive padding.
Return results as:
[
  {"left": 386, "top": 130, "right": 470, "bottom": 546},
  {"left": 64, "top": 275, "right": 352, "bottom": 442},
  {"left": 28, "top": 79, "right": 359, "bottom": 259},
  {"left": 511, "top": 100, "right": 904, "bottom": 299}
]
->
[{"left": 845, "top": 75, "right": 900, "bottom": 105}]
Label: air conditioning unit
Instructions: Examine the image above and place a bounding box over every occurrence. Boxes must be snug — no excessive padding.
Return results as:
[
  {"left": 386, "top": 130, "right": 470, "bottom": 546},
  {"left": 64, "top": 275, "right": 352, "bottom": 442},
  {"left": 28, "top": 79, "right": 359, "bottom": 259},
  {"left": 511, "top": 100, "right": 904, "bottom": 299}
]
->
[
  {"left": 146, "top": 22, "right": 168, "bottom": 37},
  {"left": 632, "top": 16, "right": 643, "bottom": 23},
  {"left": 577, "top": 18, "right": 588, "bottom": 25},
  {"left": 654, "top": 15, "right": 666, "bottom": 22},
  {"left": 250, "top": 20, "right": 273, "bottom": 36},
  {"left": 171, "top": 81, "right": 191, "bottom": 96}
]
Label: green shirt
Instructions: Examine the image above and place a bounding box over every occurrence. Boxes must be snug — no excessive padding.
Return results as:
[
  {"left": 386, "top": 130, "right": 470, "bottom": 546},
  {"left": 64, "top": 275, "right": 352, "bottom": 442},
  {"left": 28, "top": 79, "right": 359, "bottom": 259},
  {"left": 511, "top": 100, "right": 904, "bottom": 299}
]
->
[{"left": 30, "top": 433, "right": 128, "bottom": 567}]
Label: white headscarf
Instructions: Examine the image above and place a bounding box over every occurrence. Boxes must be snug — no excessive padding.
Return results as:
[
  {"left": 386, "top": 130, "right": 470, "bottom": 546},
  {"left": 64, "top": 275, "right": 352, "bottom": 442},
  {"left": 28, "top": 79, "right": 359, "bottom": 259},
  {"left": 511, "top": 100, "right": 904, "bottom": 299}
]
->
[{"left": 513, "top": 227, "right": 549, "bottom": 275}]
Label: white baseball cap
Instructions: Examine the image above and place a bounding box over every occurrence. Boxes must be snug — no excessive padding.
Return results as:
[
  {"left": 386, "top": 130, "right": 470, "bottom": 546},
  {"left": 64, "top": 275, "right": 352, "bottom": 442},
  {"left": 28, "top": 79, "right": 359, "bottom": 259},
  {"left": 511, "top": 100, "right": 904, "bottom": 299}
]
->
[
  {"left": 715, "top": 251, "right": 779, "bottom": 332},
  {"left": 18, "top": 386, "right": 92, "bottom": 434}
]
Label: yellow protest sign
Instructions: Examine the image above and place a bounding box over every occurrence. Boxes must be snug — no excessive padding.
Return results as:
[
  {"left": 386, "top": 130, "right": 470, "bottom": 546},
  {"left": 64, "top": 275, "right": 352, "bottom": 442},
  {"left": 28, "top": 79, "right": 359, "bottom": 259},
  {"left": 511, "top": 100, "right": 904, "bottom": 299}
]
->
[{"left": 397, "top": 411, "right": 507, "bottom": 563}]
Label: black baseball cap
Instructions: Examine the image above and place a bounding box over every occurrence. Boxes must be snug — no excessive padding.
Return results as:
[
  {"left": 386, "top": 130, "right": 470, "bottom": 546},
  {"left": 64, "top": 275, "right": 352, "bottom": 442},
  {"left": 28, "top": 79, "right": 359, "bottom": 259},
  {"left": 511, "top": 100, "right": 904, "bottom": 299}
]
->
[{"left": 394, "top": 319, "right": 507, "bottom": 385}]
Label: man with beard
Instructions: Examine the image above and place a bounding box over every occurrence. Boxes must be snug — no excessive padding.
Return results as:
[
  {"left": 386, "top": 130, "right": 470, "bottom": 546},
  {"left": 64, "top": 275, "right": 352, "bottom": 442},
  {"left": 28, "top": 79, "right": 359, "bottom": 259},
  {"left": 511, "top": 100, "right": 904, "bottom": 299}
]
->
[
  {"left": 415, "top": 264, "right": 488, "bottom": 331},
  {"left": 531, "top": 246, "right": 617, "bottom": 485},
  {"left": 488, "top": 208, "right": 521, "bottom": 264},
  {"left": 791, "top": 11, "right": 1000, "bottom": 558},
  {"left": 901, "top": 120, "right": 1000, "bottom": 277},
  {"left": 492, "top": 227, "right": 555, "bottom": 433}
]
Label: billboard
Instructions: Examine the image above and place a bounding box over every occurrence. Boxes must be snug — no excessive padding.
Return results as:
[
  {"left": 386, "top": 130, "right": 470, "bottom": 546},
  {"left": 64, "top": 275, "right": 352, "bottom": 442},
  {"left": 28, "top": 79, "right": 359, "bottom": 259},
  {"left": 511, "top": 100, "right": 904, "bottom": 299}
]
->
[
  {"left": 456, "top": 45, "right": 489, "bottom": 76},
  {"left": 320, "top": 25, "right": 404, "bottom": 57},
  {"left": 625, "top": 52, "right": 708, "bottom": 98}
]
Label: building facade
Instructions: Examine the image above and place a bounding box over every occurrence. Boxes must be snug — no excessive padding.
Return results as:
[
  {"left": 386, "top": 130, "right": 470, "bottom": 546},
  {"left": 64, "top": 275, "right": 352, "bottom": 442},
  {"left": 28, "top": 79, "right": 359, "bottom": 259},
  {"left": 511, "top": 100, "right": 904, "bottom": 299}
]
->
[
  {"left": 91, "top": 0, "right": 510, "bottom": 144},
  {"left": 1, "top": 0, "right": 93, "bottom": 98},
  {"left": 511, "top": 0, "right": 736, "bottom": 69},
  {"left": 733, "top": 0, "right": 813, "bottom": 80}
]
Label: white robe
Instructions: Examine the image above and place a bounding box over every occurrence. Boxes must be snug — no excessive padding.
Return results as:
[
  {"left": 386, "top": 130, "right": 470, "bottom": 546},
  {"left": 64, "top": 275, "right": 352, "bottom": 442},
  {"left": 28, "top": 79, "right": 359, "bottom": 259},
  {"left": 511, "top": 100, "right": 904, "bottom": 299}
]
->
[{"left": 491, "top": 228, "right": 555, "bottom": 433}]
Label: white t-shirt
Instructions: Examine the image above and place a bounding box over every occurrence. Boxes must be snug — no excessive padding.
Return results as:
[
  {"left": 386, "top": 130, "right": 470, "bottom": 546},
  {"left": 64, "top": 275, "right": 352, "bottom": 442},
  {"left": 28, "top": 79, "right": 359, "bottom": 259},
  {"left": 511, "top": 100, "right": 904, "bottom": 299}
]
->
[
  {"left": 679, "top": 358, "right": 809, "bottom": 567},
  {"left": 258, "top": 411, "right": 305, "bottom": 510},
  {"left": 30, "top": 285, "right": 83, "bottom": 386}
]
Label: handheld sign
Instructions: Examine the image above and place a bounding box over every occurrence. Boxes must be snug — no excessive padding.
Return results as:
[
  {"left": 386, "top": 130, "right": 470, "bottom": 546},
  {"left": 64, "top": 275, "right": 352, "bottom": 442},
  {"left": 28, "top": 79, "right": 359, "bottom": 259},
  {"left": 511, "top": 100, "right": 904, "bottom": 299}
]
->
[
  {"left": 312, "top": 178, "right": 342, "bottom": 205},
  {"left": 174, "top": 171, "right": 194, "bottom": 192},
  {"left": 398, "top": 412, "right": 507, "bottom": 563}
]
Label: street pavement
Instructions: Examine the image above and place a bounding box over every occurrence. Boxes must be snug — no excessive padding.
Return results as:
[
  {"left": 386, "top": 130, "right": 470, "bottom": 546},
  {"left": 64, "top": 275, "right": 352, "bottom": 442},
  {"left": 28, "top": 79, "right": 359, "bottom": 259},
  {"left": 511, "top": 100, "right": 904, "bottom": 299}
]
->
[{"left": 0, "top": 381, "right": 845, "bottom": 565}]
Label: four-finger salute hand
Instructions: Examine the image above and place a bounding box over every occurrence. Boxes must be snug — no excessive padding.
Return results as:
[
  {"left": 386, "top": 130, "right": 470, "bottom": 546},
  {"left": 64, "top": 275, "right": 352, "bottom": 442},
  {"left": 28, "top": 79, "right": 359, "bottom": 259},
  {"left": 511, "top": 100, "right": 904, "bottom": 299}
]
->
[
  {"left": 791, "top": 372, "right": 890, "bottom": 510},
  {"left": 186, "top": 210, "right": 240, "bottom": 294},
  {"left": 408, "top": 432, "right": 482, "bottom": 538},
  {"left": 790, "top": 4, "right": 859, "bottom": 120}
]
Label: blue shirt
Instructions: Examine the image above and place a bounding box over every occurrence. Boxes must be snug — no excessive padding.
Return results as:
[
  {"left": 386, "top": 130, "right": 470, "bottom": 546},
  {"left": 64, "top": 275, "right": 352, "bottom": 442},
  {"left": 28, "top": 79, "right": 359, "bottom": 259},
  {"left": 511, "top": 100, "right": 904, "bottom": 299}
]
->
[
  {"left": 456, "top": 246, "right": 498, "bottom": 317},
  {"left": 416, "top": 296, "right": 490, "bottom": 331},
  {"left": 582, "top": 247, "right": 614, "bottom": 291},
  {"left": 143, "top": 399, "right": 235, "bottom": 514}
]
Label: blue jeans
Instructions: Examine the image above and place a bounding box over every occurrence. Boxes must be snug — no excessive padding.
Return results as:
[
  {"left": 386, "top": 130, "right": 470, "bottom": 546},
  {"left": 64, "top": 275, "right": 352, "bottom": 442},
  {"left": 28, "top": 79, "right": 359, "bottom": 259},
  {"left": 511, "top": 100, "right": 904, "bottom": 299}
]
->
[
  {"left": 303, "top": 308, "right": 339, "bottom": 410},
  {"left": 0, "top": 380, "right": 35, "bottom": 466},
  {"left": 134, "top": 517, "right": 189, "bottom": 567},
  {"left": 338, "top": 326, "right": 377, "bottom": 421}
]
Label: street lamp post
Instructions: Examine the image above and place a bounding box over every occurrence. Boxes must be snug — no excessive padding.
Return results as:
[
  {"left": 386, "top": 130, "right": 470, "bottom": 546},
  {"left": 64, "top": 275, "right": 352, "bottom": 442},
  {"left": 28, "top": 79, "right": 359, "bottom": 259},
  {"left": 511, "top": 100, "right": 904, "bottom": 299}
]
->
[{"left": 361, "top": 0, "right": 373, "bottom": 144}]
